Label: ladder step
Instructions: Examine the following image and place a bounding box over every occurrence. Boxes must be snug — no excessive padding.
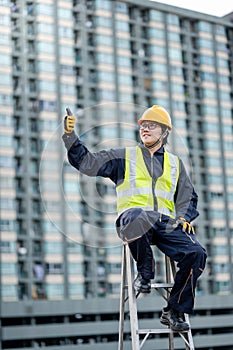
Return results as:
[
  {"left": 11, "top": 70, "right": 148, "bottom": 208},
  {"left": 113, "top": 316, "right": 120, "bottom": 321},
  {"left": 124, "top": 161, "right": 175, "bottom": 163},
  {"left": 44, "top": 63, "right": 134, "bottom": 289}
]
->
[
  {"left": 137, "top": 328, "right": 189, "bottom": 334},
  {"left": 138, "top": 328, "right": 173, "bottom": 334},
  {"left": 151, "top": 283, "right": 173, "bottom": 288}
]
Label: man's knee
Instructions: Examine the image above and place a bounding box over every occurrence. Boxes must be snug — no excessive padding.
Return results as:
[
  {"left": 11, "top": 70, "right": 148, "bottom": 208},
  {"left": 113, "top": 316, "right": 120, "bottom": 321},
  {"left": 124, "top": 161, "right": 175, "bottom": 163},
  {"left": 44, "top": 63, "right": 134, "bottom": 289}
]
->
[{"left": 116, "top": 208, "right": 153, "bottom": 242}]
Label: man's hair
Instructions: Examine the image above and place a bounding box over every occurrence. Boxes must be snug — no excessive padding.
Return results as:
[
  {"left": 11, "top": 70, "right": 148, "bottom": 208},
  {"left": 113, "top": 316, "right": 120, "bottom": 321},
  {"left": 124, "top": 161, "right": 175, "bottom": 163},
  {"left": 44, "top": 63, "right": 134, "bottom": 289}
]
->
[{"left": 161, "top": 125, "right": 169, "bottom": 145}]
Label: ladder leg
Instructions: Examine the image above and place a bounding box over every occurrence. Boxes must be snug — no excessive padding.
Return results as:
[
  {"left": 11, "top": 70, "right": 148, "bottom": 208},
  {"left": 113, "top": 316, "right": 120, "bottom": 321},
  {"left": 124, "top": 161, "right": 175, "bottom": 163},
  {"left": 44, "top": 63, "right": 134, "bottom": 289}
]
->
[
  {"left": 118, "top": 244, "right": 127, "bottom": 350},
  {"left": 125, "top": 244, "right": 140, "bottom": 350},
  {"left": 165, "top": 256, "right": 174, "bottom": 350}
]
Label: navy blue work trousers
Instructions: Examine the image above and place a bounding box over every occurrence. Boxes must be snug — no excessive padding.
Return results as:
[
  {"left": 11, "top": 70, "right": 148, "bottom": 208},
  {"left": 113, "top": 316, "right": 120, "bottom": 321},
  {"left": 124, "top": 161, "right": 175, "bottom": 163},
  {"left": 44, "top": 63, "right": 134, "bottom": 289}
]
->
[{"left": 116, "top": 208, "right": 207, "bottom": 314}]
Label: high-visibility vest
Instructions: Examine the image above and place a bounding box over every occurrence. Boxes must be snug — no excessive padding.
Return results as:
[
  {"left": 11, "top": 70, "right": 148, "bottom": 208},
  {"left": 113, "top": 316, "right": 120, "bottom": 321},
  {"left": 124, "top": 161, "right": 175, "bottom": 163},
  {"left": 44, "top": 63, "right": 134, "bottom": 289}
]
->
[{"left": 116, "top": 146, "right": 180, "bottom": 218}]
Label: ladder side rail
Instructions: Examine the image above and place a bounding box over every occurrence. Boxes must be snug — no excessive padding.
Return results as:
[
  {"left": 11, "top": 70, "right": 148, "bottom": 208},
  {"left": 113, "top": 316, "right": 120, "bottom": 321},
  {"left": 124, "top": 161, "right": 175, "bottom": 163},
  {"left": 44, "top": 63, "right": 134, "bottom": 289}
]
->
[
  {"left": 118, "top": 244, "right": 127, "bottom": 350},
  {"left": 125, "top": 244, "right": 140, "bottom": 350}
]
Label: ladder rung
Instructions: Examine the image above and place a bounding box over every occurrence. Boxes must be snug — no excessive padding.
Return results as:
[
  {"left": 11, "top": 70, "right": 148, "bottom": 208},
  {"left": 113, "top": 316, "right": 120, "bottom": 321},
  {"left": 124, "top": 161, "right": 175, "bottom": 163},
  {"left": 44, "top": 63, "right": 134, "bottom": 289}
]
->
[
  {"left": 138, "top": 328, "right": 173, "bottom": 334},
  {"left": 151, "top": 283, "right": 173, "bottom": 288},
  {"left": 137, "top": 328, "right": 189, "bottom": 334}
]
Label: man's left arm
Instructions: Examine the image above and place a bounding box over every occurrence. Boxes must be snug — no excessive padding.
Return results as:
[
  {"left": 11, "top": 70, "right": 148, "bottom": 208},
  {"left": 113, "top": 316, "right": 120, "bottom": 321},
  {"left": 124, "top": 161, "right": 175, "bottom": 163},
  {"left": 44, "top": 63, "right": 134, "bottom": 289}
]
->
[{"left": 174, "top": 159, "right": 199, "bottom": 223}]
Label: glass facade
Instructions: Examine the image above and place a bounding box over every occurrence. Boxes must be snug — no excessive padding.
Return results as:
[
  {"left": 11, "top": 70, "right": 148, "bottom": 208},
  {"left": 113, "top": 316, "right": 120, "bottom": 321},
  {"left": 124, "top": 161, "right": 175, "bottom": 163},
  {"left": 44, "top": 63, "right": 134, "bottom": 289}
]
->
[{"left": 0, "top": 0, "right": 233, "bottom": 302}]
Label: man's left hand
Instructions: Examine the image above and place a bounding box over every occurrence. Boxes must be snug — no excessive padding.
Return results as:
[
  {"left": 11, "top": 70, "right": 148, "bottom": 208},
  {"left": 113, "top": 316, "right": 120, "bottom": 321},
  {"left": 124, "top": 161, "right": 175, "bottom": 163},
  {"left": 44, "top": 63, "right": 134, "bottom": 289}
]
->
[{"left": 176, "top": 217, "right": 195, "bottom": 234}]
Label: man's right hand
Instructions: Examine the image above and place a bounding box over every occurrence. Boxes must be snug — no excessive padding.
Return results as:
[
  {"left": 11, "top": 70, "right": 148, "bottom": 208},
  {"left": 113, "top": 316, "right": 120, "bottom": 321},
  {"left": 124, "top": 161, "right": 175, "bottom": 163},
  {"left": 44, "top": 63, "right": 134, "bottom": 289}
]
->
[{"left": 64, "top": 114, "right": 75, "bottom": 134}]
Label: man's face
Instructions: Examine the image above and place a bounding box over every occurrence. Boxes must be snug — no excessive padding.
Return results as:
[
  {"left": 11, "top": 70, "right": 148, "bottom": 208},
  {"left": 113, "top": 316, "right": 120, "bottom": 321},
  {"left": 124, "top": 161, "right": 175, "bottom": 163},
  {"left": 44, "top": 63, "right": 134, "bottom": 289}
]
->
[{"left": 139, "top": 121, "right": 163, "bottom": 147}]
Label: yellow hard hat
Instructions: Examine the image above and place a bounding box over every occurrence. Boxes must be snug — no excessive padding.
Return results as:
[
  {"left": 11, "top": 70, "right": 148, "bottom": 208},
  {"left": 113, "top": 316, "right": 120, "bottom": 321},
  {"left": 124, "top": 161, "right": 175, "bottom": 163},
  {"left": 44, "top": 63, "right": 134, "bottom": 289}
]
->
[{"left": 138, "top": 105, "right": 172, "bottom": 130}]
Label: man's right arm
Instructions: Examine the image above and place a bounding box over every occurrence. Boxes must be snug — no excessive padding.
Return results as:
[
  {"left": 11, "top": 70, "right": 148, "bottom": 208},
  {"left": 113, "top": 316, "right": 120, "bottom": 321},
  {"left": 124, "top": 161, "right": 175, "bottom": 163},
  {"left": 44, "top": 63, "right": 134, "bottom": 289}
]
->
[{"left": 62, "top": 131, "right": 125, "bottom": 184}]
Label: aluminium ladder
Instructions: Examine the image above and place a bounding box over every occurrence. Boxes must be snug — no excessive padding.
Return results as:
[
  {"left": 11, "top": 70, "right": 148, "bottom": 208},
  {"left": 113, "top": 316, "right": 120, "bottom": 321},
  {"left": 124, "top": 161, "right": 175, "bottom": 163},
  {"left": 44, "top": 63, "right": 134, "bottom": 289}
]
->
[{"left": 118, "top": 243, "right": 195, "bottom": 350}]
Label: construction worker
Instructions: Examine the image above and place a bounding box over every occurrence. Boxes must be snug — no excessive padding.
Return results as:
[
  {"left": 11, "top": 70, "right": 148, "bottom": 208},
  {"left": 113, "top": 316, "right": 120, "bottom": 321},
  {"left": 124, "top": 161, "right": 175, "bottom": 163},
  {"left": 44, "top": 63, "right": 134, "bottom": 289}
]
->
[{"left": 62, "top": 105, "right": 207, "bottom": 332}]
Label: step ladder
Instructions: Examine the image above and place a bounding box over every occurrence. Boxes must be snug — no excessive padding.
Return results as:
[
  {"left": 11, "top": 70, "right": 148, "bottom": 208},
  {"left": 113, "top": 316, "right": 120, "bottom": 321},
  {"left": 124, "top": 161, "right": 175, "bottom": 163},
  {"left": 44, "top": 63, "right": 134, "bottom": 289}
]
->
[{"left": 118, "top": 243, "right": 195, "bottom": 350}]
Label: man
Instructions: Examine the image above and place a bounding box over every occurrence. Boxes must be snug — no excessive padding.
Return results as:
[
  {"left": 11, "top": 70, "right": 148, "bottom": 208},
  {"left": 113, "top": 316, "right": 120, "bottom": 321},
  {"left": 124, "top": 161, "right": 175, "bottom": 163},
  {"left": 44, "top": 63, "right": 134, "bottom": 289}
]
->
[{"left": 62, "top": 105, "right": 207, "bottom": 332}]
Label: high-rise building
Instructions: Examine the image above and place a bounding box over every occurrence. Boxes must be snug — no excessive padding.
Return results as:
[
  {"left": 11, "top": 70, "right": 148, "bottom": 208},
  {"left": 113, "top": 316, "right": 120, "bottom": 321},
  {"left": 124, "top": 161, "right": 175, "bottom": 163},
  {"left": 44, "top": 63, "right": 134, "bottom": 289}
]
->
[{"left": 0, "top": 0, "right": 233, "bottom": 305}]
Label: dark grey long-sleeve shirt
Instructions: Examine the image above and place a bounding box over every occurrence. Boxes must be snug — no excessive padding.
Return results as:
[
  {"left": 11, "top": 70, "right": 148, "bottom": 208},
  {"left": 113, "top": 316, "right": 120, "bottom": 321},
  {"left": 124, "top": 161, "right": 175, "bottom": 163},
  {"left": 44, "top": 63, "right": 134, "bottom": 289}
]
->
[{"left": 62, "top": 131, "right": 199, "bottom": 222}]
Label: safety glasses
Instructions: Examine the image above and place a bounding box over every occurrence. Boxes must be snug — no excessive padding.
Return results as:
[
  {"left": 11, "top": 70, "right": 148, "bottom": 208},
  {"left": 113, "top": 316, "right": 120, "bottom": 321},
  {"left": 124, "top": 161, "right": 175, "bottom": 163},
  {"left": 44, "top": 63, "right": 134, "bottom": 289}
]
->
[{"left": 139, "top": 122, "right": 160, "bottom": 130}]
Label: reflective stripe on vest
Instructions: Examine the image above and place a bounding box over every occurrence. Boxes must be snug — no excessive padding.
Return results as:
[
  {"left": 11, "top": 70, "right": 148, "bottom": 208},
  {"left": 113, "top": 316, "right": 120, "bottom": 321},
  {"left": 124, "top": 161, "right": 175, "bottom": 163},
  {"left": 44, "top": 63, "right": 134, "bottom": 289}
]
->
[{"left": 116, "top": 146, "right": 180, "bottom": 218}]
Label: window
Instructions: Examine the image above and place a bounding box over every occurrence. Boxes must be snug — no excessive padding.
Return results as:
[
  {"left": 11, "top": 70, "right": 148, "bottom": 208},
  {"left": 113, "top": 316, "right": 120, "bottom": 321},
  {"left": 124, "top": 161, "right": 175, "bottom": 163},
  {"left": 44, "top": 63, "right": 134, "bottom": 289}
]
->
[
  {"left": 119, "top": 92, "right": 133, "bottom": 103},
  {"left": 99, "top": 89, "right": 115, "bottom": 101},
  {"left": 39, "top": 100, "right": 57, "bottom": 111},
  {"left": 149, "top": 9, "right": 163, "bottom": 21},
  {"left": 0, "top": 14, "right": 10, "bottom": 25},
  {"left": 46, "top": 284, "right": 64, "bottom": 297},
  {"left": 38, "top": 60, "right": 55, "bottom": 73},
  {"left": 198, "top": 38, "right": 213, "bottom": 50},
  {"left": 0, "top": 198, "right": 15, "bottom": 210},
  {"left": 217, "top": 58, "right": 229, "bottom": 69},
  {"left": 200, "top": 72, "right": 215, "bottom": 82},
  {"left": 117, "top": 55, "right": 130, "bottom": 67},
  {"left": 151, "top": 45, "right": 166, "bottom": 57},
  {"left": 68, "top": 262, "right": 83, "bottom": 274},
  {"left": 167, "top": 14, "right": 179, "bottom": 25},
  {"left": 0, "top": 241, "right": 16, "bottom": 253},
  {"left": 97, "top": 53, "right": 113, "bottom": 65},
  {"left": 171, "top": 83, "right": 184, "bottom": 94},
  {"left": 46, "top": 263, "right": 63, "bottom": 274},
  {"left": 199, "top": 55, "right": 214, "bottom": 65},
  {"left": 115, "top": 1, "right": 128, "bottom": 14},
  {"left": 205, "top": 139, "right": 220, "bottom": 149},
  {"left": 198, "top": 21, "right": 212, "bottom": 33},
  {"left": 37, "top": 22, "right": 54, "bottom": 35},
  {"left": 220, "top": 91, "right": 231, "bottom": 102},
  {"left": 1, "top": 285, "right": 17, "bottom": 299},
  {"left": 204, "top": 122, "right": 219, "bottom": 132},
  {"left": 98, "top": 71, "right": 114, "bottom": 83},
  {"left": 44, "top": 242, "right": 62, "bottom": 254},
  {"left": 0, "top": 156, "right": 14, "bottom": 167},
  {"left": 95, "top": 16, "right": 112, "bottom": 28},
  {"left": 39, "top": 80, "right": 56, "bottom": 93},
  {"left": 58, "top": 8, "right": 72, "bottom": 19},
  {"left": 60, "top": 45, "right": 74, "bottom": 58},
  {"left": 61, "top": 83, "right": 76, "bottom": 95},
  {"left": 169, "top": 48, "right": 182, "bottom": 61},
  {"left": 0, "top": 220, "right": 15, "bottom": 231},
  {"left": 207, "top": 157, "right": 221, "bottom": 167},
  {"left": 100, "top": 126, "right": 117, "bottom": 138},
  {"left": 202, "top": 88, "right": 216, "bottom": 99},
  {"left": 0, "top": 135, "right": 13, "bottom": 147},
  {"left": 116, "top": 38, "right": 130, "bottom": 50},
  {"left": 43, "top": 220, "right": 59, "bottom": 233},
  {"left": 152, "top": 80, "right": 168, "bottom": 90},
  {"left": 0, "top": 34, "right": 11, "bottom": 45},
  {"left": 115, "top": 20, "right": 129, "bottom": 32},
  {"left": 168, "top": 32, "right": 180, "bottom": 43},
  {"left": 0, "top": 53, "right": 10, "bottom": 65},
  {"left": 67, "top": 241, "right": 82, "bottom": 253},
  {"left": 118, "top": 74, "right": 132, "bottom": 86},
  {"left": 96, "top": 34, "right": 113, "bottom": 46},
  {"left": 64, "top": 180, "right": 79, "bottom": 193},
  {"left": 36, "top": 3, "right": 53, "bottom": 15},
  {"left": 69, "top": 283, "right": 84, "bottom": 297},
  {"left": 0, "top": 114, "right": 12, "bottom": 127},
  {"left": 151, "top": 62, "right": 167, "bottom": 74},
  {"left": 149, "top": 28, "right": 165, "bottom": 40},
  {"left": 0, "top": 74, "right": 11, "bottom": 85},
  {"left": 95, "top": 0, "right": 111, "bottom": 10},
  {"left": 1, "top": 263, "right": 17, "bottom": 275},
  {"left": 37, "top": 41, "right": 54, "bottom": 54},
  {"left": 0, "top": 94, "right": 12, "bottom": 106},
  {"left": 216, "top": 25, "right": 225, "bottom": 35},
  {"left": 212, "top": 244, "right": 227, "bottom": 255}
]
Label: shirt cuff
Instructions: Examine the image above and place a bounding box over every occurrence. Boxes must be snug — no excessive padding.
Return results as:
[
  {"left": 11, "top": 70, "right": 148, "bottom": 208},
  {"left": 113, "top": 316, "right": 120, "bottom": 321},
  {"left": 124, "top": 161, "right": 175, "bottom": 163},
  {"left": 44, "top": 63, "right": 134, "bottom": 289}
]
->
[{"left": 62, "top": 131, "right": 79, "bottom": 150}]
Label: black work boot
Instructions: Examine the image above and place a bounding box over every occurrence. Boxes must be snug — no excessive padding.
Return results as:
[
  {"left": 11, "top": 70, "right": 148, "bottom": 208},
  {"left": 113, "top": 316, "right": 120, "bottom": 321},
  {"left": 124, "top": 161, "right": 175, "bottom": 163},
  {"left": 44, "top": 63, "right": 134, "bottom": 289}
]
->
[
  {"left": 160, "top": 308, "right": 190, "bottom": 332},
  {"left": 133, "top": 273, "right": 151, "bottom": 293}
]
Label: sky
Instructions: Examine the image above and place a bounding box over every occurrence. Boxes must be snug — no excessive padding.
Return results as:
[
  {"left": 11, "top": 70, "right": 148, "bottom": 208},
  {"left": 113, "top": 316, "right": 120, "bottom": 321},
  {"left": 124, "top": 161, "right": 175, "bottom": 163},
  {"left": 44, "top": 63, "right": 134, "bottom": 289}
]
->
[{"left": 151, "top": 0, "right": 233, "bottom": 17}]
